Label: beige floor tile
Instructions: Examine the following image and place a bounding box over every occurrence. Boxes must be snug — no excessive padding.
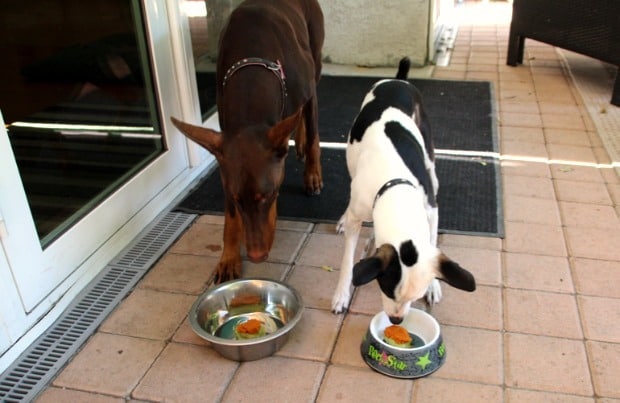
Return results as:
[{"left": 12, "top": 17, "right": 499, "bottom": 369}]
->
[
  {"left": 438, "top": 234, "right": 503, "bottom": 250},
  {"left": 502, "top": 140, "right": 549, "bottom": 159},
  {"left": 501, "top": 159, "right": 551, "bottom": 178},
  {"left": 413, "top": 378, "right": 503, "bottom": 403},
  {"left": 503, "top": 174, "right": 556, "bottom": 199},
  {"left": 99, "top": 289, "right": 195, "bottom": 340},
  {"left": 609, "top": 183, "right": 620, "bottom": 204},
  {"left": 550, "top": 164, "right": 605, "bottom": 183},
  {"left": 441, "top": 245, "right": 502, "bottom": 286},
  {"left": 547, "top": 144, "right": 597, "bottom": 164},
  {"left": 172, "top": 316, "right": 210, "bottom": 346},
  {"left": 572, "top": 258, "right": 620, "bottom": 298},
  {"left": 222, "top": 356, "right": 325, "bottom": 403},
  {"left": 505, "top": 388, "right": 595, "bottom": 403},
  {"left": 564, "top": 226, "right": 620, "bottom": 261},
  {"left": 542, "top": 113, "right": 586, "bottom": 130},
  {"left": 196, "top": 214, "right": 224, "bottom": 225},
  {"left": 500, "top": 101, "right": 541, "bottom": 115},
  {"left": 505, "top": 333, "right": 592, "bottom": 396},
  {"left": 499, "top": 89, "right": 537, "bottom": 105},
  {"left": 133, "top": 343, "right": 238, "bottom": 402},
  {"left": 504, "top": 288, "right": 582, "bottom": 338},
  {"left": 504, "top": 253, "right": 574, "bottom": 293},
  {"left": 316, "top": 365, "right": 412, "bottom": 403},
  {"left": 578, "top": 296, "right": 620, "bottom": 343},
  {"left": 169, "top": 221, "right": 224, "bottom": 257},
  {"left": 559, "top": 201, "right": 619, "bottom": 229},
  {"left": 587, "top": 341, "right": 620, "bottom": 399},
  {"left": 348, "top": 282, "right": 383, "bottom": 315},
  {"left": 296, "top": 232, "right": 346, "bottom": 268},
  {"left": 466, "top": 71, "right": 499, "bottom": 82},
  {"left": 53, "top": 333, "right": 164, "bottom": 397},
  {"left": 432, "top": 285, "right": 502, "bottom": 331},
  {"left": 504, "top": 194, "right": 562, "bottom": 225},
  {"left": 503, "top": 222, "right": 567, "bottom": 257},
  {"left": 276, "top": 308, "right": 342, "bottom": 361},
  {"left": 265, "top": 228, "right": 308, "bottom": 263},
  {"left": 276, "top": 219, "right": 314, "bottom": 232},
  {"left": 436, "top": 325, "right": 503, "bottom": 385},
  {"left": 544, "top": 127, "right": 592, "bottom": 146},
  {"left": 539, "top": 103, "right": 583, "bottom": 117},
  {"left": 554, "top": 179, "right": 613, "bottom": 205},
  {"left": 240, "top": 260, "right": 290, "bottom": 280},
  {"left": 499, "top": 79, "right": 535, "bottom": 92},
  {"left": 331, "top": 313, "right": 372, "bottom": 368},
  {"left": 287, "top": 264, "right": 339, "bottom": 310},
  {"left": 36, "top": 387, "right": 124, "bottom": 403},
  {"left": 501, "top": 112, "right": 543, "bottom": 128},
  {"left": 138, "top": 253, "right": 217, "bottom": 294},
  {"left": 500, "top": 126, "right": 545, "bottom": 143}
]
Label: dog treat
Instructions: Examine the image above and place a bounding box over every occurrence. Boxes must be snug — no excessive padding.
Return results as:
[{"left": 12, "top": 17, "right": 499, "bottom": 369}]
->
[
  {"left": 234, "top": 319, "right": 266, "bottom": 340},
  {"left": 383, "top": 325, "right": 412, "bottom": 348}
]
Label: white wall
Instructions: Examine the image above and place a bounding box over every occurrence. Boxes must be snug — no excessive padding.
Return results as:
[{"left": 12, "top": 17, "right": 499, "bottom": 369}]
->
[
  {"left": 204, "top": 0, "right": 434, "bottom": 67},
  {"left": 318, "top": 0, "right": 431, "bottom": 67}
]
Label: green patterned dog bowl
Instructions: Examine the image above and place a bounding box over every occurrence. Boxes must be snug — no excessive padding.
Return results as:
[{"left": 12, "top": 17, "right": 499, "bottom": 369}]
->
[{"left": 361, "top": 309, "right": 446, "bottom": 378}]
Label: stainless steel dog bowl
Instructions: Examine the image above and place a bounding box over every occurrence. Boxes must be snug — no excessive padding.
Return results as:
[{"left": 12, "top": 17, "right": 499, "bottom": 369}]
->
[
  {"left": 360, "top": 309, "right": 446, "bottom": 378},
  {"left": 189, "top": 278, "right": 303, "bottom": 361}
]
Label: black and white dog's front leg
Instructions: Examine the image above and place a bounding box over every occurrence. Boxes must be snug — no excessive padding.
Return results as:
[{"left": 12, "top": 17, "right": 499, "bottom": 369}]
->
[
  {"left": 425, "top": 204, "right": 442, "bottom": 305},
  {"left": 332, "top": 208, "right": 362, "bottom": 313}
]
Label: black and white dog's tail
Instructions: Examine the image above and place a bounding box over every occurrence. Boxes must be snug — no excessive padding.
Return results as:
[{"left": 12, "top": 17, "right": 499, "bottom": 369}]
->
[{"left": 396, "top": 57, "right": 411, "bottom": 80}]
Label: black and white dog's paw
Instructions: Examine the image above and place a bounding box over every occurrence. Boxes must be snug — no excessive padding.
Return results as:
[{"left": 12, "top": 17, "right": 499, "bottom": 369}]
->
[
  {"left": 335, "top": 215, "right": 346, "bottom": 234},
  {"left": 425, "top": 279, "right": 443, "bottom": 305},
  {"left": 331, "top": 289, "right": 351, "bottom": 314}
]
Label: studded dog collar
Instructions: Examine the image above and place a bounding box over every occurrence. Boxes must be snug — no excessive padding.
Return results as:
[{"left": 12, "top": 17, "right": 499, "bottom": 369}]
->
[
  {"left": 222, "top": 57, "right": 288, "bottom": 117},
  {"left": 373, "top": 178, "right": 416, "bottom": 208}
]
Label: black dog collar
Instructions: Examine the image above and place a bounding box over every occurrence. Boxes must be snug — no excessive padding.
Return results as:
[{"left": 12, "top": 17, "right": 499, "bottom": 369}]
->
[
  {"left": 373, "top": 178, "right": 415, "bottom": 207},
  {"left": 222, "top": 57, "right": 288, "bottom": 117}
]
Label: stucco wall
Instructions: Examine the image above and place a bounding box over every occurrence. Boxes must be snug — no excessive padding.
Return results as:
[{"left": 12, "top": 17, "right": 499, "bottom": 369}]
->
[
  {"left": 318, "top": 0, "right": 430, "bottom": 67},
  {"left": 204, "top": 0, "right": 432, "bottom": 67}
]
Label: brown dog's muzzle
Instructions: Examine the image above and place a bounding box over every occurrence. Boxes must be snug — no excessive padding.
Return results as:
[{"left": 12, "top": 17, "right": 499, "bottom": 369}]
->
[{"left": 242, "top": 201, "right": 278, "bottom": 263}]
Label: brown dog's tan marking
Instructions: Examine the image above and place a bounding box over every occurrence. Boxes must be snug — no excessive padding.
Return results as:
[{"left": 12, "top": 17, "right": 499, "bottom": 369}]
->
[{"left": 171, "top": 0, "right": 324, "bottom": 283}]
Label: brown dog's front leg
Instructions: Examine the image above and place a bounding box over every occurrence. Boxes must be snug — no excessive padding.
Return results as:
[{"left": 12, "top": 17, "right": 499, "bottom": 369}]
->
[
  {"left": 214, "top": 207, "right": 243, "bottom": 283},
  {"left": 302, "top": 95, "right": 323, "bottom": 195}
]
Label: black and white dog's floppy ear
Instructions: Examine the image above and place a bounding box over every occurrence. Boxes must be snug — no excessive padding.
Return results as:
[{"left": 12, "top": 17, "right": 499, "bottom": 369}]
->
[
  {"left": 352, "top": 244, "right": 398, "bottom": 286},
  {"left": 437, "top": 253, "right": 476, "bottom": 292}
]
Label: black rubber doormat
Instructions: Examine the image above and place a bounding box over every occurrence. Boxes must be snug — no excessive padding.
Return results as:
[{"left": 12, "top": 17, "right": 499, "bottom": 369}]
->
[{"left": 178, "top": 74, "right": 503, "bottom": 237}]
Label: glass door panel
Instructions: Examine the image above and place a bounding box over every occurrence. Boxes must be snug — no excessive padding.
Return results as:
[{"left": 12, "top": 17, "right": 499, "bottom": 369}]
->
[{"left": 0, "top": 0, "right": 163, "bottom": 247}]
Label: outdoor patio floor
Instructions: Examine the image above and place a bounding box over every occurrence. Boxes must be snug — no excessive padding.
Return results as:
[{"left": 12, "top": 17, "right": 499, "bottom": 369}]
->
[{"left": 34, "top": 1, "right": 620, "bottom": 402}]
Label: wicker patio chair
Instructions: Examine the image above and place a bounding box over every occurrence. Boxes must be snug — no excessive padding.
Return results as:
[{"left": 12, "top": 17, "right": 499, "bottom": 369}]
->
[{"left": 506, "top": 0, "right": 620, "bottom": 106}]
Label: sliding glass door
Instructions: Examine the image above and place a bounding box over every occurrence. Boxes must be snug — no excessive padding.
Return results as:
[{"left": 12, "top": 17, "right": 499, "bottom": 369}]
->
[{"left": 0, "top": 0, "right": 204, "bottom": 314}]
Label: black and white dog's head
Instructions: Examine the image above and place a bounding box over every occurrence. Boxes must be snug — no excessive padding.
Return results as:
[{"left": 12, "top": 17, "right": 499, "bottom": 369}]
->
[
  {"left": 344, "top": 57, "right": 476, "bottom": 323},
  {"left": 352, "top": 242, "right": 476, "bottom": 323}
]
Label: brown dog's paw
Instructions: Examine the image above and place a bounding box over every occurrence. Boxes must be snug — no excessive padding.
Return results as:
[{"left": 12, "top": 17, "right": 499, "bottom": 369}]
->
[
  {"left": 304, "top": 171, "right": 323, "bottom": 196},
  {"left": 213, "top": 259, "right": 242, "bottom": 284}
]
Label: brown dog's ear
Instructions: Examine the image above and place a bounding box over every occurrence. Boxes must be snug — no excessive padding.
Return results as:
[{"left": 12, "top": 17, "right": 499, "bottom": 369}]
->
[
  {"left": 352, "top": 244, "right": 397, "bottom": 286},
  {"left": 436, "top": 253, "right": 476, "bottom": 292},
  {"left": 267, "top": 109, "right": 302, "bottom": 150},
  {"left": 170, "top": 116, "right": 223, "bottom": 158}
]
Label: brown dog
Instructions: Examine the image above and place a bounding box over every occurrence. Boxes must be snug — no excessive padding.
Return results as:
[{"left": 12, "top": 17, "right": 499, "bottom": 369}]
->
[{"left": 171, "top": 0, "right": 324, "bottom": 283}]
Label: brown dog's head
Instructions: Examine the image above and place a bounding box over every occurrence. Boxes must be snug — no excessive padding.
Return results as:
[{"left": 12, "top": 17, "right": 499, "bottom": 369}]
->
[{"left": 170, "top": 111, "right": 301, "bottom": 262}]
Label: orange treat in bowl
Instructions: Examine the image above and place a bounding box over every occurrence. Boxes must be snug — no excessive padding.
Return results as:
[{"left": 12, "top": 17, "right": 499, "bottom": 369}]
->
[
  {"left": 383, "top": 325, "right": 412, "bottom": 348},
  {"left": 235, "top": 319, "right": 266, "bottom": 339}
]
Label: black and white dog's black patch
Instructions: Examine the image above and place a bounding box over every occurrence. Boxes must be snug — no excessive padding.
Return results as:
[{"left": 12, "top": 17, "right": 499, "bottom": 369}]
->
[{"left": 332, "top": 57, "right": 475, "bottom": 322}]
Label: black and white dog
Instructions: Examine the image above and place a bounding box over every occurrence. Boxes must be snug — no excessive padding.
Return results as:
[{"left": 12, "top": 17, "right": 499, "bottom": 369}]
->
[{"left": 331, "top": 57, "right": 476, "bottom": 324}]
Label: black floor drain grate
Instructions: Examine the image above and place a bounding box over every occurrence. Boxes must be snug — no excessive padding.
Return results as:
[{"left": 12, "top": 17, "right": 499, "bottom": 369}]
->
[{"left": 0, "top": 211, "right": 196, "bottom": 402}]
